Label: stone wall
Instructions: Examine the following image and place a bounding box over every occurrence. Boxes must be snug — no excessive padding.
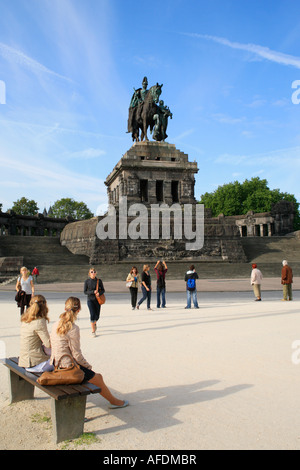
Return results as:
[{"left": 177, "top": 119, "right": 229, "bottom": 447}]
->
[
  {"left": 0, "top": 256, "right": 23, "bottom": 276},
  {"left": 0, "top": 211, "right": 72, "bottom": 237},
  {"left": 60, "top": 211, "right": 247, "bottom": 263},
  {"left": 60, "top": 200, "right": 294, "bottom": 264},
  {"left": 230, "top": 201, "right": 294, "bottom": 237}
]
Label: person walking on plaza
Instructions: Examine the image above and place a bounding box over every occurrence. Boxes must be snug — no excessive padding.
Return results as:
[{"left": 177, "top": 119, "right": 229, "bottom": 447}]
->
[
  {"left": 154, "top": 260, "right": 168, "bottom": 308},
  {"left": 126, "top": 266, "right": 141, "bottom": 310},
  {"left": 50, "top": 296, "right": 129, "bottom": 409},
  {"left": 281, "top": 260, "right": 293, "bottom": 301},
  {"left": 184, "top": 265, "right": 199, "bottom": 309},
  {"left": 251, "top": 263, "right": 263, "bottom": 301},
  {"left": 16, "top": 266, "right": 35, "bottom": 315},
  {"left": 137, "top": 264, "right": 152, "bottom": 310},
  {"left": 84, "top": 268, "right": 105, "bottom": 336},
  {"left": 32, "top": 266, "right": 39, "bottom": 284}
]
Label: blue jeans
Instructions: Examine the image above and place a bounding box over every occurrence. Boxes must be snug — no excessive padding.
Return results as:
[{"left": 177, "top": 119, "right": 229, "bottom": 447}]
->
[
  {"left": 138, "top": 286, "right": 151, "bottom": 309},
  {"left": 157, "top": 287, "right": 166, "bottom": 308},
  {"left": 87, "top": 299, "right": 101, "bottom": 322},
  {"left": 186, "top": 289, "right": 199, "bottom": 308}
]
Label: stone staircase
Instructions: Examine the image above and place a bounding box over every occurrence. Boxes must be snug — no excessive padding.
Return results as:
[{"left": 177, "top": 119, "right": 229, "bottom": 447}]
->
[
  {"left": 0, "top": 236, "right": 89, "bottom": 265},
  {"left": 241, "top": 236, "right": 300, "bottom": 263},
  {"left": 0, "top": 234, "right": 299, "bottom": 283},
  {"left": 240, "top": 236, "right": 300, "bottom": 277},
  {"left": 0, "top": 236, "right": 90, "bottom": 283}
]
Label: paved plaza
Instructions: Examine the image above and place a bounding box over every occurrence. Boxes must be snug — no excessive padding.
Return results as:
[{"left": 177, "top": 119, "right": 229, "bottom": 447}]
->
[{"left": 0, "top": 279, "right": 300, "bottom": 450}]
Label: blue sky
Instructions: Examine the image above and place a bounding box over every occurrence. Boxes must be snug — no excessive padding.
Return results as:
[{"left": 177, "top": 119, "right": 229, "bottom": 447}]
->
[{"left": 1, "top": 0, "right": 300, "bottom": 215}]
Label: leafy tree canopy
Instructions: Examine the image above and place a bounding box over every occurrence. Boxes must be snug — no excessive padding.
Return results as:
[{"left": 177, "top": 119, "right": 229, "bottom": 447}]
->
[
  {"left": 51, "top": 198, "right": 94, "bottom": 220},
  {"left": 11, "top": 197, "right": 39, "bottom": 216},
  {"left": 199, "top": 177, "right": 300, "bottom": 230}
]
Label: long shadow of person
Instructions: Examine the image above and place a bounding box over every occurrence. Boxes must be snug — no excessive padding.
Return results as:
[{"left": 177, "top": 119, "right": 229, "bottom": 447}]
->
[{"left": 86, "top": 379, "right": 253, "bottom": 435}]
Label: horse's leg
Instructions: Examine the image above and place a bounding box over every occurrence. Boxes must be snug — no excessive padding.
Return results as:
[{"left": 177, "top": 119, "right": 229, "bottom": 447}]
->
[
  {"left": 132, "top": 127, "right": 139, "bottom": 142},
  {"left": 143, "top": 119, "right": 148, "bottom": 141},
  {"left": 139, "top": 123, "right": 145, "bottom": 141}
]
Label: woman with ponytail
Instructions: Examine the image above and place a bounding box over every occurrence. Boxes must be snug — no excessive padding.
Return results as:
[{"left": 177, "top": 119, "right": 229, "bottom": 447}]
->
[
  {"left": 18, "top": 295, "right": 53, "bottom": 372},
  {"left": 50, "top": 297, "right": 129, "bottom": 409}
]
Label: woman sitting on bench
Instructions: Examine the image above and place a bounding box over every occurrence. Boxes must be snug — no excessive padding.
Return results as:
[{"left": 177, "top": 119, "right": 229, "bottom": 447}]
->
[
  {"left": 19, "top": 295, "right": 54, "bottom": 372},
  {"left": 50, "top": 297, "right": 129, "bottom": 409}
]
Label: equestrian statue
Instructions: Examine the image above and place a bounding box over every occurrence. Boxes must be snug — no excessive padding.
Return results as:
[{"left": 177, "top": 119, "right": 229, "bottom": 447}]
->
[{"left": 127, "top": 76, "right": 172, "bottom": 142}]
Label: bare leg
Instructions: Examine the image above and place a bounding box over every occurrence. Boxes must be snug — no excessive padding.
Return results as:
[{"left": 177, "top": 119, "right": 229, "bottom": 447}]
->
[{"left": 89, "top": 373, "right": 125, "bottom": 407}]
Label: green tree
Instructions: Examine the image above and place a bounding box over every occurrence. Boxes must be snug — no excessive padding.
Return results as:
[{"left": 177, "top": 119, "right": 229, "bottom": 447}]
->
[
  {"left": 11, "top": 197, "right": 39, "bottom": 216},
  {"left": 199, "top": 177, "right": 300, "bottom": 230},
  {"left": 51, "top": 198, "right": 94, "bottom": 220},
  {"left": 200, "top": 180, "right": 245, "bottom": 216}
]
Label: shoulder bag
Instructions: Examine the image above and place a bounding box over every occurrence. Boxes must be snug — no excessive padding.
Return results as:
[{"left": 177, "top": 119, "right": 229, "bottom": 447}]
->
[
  {"left": 96, "top": 279, "right": 106, "bottom": 305},
  {"left": 37, "top": 354, "right": 85, "bottom": 386}
]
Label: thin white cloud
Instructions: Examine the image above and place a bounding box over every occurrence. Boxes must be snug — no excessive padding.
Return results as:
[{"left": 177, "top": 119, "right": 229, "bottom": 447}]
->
[
  {"left": 272, "top": 98, "right": 290, "bottom": 107},
  {"left": 40, "top": 0, "right": 128, "bottom": 112},
  {"left": 247, "top": 99, "right": 267, "bottom": 108},
  {"left": 0, "top": 42, "right": 72, "bottom": 82},
  {"left": 216, "top": 146, "right": 300, "bottom": 166},
  {"left": 184, "top": 33, "right": 300, "bottom": 69},
  {"left": 0, "top": 152, "right": 107, "bottom": 213},
  {"left": 174, "top": 128, "right": 195, "bottom": 140},
  {"left": 0, "top": 118, "right": 115, "bottom": 139},
  {"left": 0, "top": 153, "right": 104, "bottom": 189},
  {"left": 132, "top": 55, "right": 162, "bottom": 68},
  {"left": 216, "top": 153, "right": 247, "bottom": 165},
  {"left": 66, "top": 148, "right": 106, "bottom": 160},
  {"left": 212, "top": 113, "right": 246, "bottom": 124},
  {"left": 241, "top": 130, "right": 255, "bottom": 139}
]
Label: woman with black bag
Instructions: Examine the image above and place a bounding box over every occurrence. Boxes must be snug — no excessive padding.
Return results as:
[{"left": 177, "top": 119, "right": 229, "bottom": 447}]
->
[
  {"left": 16, "top": 266, "right": 35, "bottom": 315},
  {"left": 84, "top": 268, "right": 105, "bottom": 337}
]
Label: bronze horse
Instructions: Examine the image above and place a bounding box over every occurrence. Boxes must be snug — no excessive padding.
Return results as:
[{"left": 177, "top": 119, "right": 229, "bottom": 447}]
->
[{"left": 128, "top": 83, "right": 163, "bottom": 142}]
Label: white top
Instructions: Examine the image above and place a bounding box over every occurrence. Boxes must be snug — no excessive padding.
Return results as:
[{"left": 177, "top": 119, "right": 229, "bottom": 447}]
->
[
  {"left": 19, "top": 275, "right": 33, "bottom": 294},
  {"left": 251, "top": 269, "right": 263, "bottom": 285}
]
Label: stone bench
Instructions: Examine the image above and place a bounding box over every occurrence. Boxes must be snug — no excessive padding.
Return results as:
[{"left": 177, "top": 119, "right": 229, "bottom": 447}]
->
[{"left": 4, "top": 357, "right": 101, "bottom": 443}]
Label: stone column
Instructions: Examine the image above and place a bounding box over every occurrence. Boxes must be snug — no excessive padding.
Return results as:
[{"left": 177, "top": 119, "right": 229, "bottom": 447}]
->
[
  {"left": 164, "top": 181, "right": 172, "bottom": 205},
  {"left": 148, "top": 180, "right": 156, "bottom": 205},
  {"left": 260, "top": 224, "right": 264, "bottom": 237},
  {"left": 268, "top": 223, "right": 272, "bottom": 237}
]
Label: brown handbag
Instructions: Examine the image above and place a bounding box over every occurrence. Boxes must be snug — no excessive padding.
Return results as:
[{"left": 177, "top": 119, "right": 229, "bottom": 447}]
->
[
  {"left": 37, "top": 354, "right": 85, "bottom": 386},
  {"left": 96, "top": 279, "right": 106, "bottom": 305}
]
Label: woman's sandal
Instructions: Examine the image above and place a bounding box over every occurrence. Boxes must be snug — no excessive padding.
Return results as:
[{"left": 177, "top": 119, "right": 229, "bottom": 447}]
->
[{"left": 109, "top": 400, "right": 129, "bottom": 409}]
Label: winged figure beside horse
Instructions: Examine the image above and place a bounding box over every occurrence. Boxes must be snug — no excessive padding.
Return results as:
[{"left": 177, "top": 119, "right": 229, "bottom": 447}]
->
[{"left": 127, "top": 76, "right": 172, "bottom": 143}]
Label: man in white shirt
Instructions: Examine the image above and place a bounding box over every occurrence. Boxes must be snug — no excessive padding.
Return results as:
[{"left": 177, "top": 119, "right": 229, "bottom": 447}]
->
[{"left": 251, "top": 263, "right": 263, "bottom": 301}]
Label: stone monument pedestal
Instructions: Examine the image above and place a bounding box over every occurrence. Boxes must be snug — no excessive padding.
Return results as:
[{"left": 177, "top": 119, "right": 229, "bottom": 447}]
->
[
  {"left": 105, "top": 141, "right": 198, "bottom": 209},
  {"left": 60, "top": 142, "right": 247, "bottom": 264}
]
